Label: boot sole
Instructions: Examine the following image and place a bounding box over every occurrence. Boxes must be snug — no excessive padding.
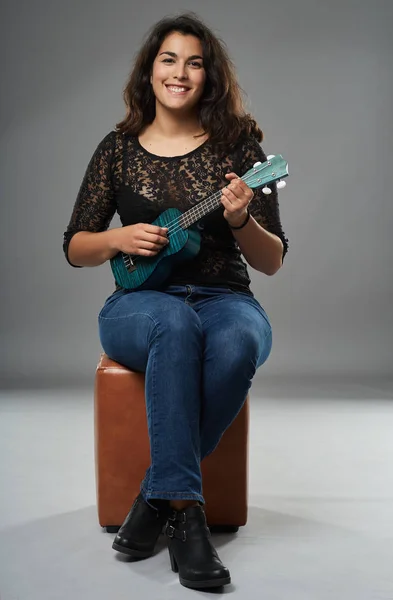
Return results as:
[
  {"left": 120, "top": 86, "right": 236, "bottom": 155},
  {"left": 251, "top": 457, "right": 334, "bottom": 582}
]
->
[
  {"left": 179, "top": 576, "right": 231, "bottom": 589},
  {"left": 112, "top": 542, "right": 153, "bottom": 558}
]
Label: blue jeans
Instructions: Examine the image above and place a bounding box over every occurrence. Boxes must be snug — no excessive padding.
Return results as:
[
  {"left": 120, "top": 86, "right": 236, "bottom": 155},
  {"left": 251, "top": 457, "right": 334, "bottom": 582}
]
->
[{"left": 98, "top": 284, "right": 272, "bottom": 505}]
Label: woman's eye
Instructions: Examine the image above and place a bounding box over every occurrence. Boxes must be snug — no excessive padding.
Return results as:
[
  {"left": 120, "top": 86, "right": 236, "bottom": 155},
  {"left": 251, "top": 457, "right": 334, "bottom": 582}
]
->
[{"left": 161, "top": 58, "right": 203, "bottom": 68}]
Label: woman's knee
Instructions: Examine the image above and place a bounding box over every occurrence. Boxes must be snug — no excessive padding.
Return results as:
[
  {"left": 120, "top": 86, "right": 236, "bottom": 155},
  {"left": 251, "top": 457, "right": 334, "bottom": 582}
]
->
[
  {"left": 208, "top": 321, "right": 272, "bottom": 374},
  {"left": 158, "top": 301, "right": 202, "bottom": 336},
  {"left": 98, "top": 291, "right": 203, "bottom": 366}
]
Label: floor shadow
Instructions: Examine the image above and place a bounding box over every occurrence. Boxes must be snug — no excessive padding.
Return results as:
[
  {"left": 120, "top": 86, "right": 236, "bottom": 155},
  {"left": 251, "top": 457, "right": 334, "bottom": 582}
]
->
[{"left": 1, "top": 503, "right": 390, "bottom": 600}]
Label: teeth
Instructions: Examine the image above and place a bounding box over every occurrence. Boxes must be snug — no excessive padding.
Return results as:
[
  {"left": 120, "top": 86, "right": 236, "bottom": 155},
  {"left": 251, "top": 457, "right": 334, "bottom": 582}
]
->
[{"left": 167, "top": 86, "right": 188, "bottom": 93}]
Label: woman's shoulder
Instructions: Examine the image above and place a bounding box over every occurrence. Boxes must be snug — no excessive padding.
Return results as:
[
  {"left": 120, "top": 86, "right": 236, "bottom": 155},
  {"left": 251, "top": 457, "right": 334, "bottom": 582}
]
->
[
  {"left": 101, "top": 129, "right": 127, "bottom": 147},
  {"left": 95, "top": 129, "right": 137, "bottom": 149},
  {"left": 235, "top": 132, "right": 264, "bottom": 153},
  {"left": 92, "top": 130, "right": 140, "bottom": 162},
  {"left": 87, "top": 130, "right": 118, "bottom": 159},
  {"left": 225, "top": 133, "right": 264, "bottom": 165}
]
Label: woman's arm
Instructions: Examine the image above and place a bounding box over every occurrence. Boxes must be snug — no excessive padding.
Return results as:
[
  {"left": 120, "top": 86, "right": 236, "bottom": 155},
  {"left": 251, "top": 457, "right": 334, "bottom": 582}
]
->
[
  {"left": 221, "top": 176, "right": 284, "bottom": 276},
  {"left": 231, "top": 215, "right": 284, "bottom": 275},
  {"left": 68, "top": 224, "right": 169, "bottom": 267},
  {"left": 220, "top": 137, "right": 289, "bottom": 275},
  {"left": 67, "top": 230, "right": 120, "bottom": 267},
  {"left": 63, "top": 132, "right": 117, "bottom": 268}
]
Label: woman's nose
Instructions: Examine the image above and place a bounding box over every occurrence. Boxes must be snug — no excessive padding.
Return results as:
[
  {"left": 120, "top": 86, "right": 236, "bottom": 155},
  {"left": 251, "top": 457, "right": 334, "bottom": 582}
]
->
[{"left": 174, "top": 62, "right": 188, "bottom": 79}]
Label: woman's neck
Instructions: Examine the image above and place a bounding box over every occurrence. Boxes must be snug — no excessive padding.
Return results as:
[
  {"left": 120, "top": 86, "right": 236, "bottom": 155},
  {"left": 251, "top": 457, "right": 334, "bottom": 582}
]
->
[{"left": 149, "top": 106, "right": 204, "bottom": 140}]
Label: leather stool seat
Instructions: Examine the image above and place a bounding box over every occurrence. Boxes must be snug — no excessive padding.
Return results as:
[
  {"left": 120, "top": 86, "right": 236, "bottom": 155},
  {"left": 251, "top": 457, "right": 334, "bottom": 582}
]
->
[{"left": 94, "top": 353, "right": 249, "bottom": 531}]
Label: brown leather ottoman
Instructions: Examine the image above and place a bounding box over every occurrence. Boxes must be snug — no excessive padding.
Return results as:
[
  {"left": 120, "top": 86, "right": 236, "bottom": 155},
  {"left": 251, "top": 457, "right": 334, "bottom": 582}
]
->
[{"left": 94, "top": 353, "right": 249, "bottom": 532}]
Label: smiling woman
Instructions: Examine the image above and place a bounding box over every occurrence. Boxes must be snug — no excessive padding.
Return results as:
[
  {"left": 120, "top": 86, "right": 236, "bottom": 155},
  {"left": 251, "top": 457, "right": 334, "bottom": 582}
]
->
[
  {"left": 63, "top": 11, "right": 288, "bottom": 591},
  {"left": 140, "top": 32, "right": 208, "bottom": 156}
]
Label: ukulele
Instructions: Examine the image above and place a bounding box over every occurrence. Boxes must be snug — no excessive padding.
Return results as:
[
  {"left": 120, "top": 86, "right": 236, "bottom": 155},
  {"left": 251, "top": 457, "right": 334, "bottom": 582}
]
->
[{"left": 110, "top": 154, "right": 288, "bottom": 290}]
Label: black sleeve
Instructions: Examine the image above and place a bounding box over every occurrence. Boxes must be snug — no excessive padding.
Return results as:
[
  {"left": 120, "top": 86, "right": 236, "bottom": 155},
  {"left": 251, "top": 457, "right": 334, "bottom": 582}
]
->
[
  {"left": 63, "top": 131, "right": 117, "bottom": 267},
  {"left": 238, "top": 136, "right": 289, "bottom": 260}
]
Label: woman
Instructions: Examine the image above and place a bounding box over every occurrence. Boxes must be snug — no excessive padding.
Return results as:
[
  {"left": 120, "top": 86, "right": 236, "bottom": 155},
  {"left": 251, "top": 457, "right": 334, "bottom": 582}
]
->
[{"left": 63, "top": 13, "right": 288, "bottom": 590}]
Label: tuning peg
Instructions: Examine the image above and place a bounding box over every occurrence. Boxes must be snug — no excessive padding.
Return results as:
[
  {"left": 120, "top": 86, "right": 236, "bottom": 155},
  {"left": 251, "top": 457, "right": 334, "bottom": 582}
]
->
[
  {"left": 262, "top": 186, "right": 272, "bottom": 195},
  {"left": 277, "top": 180, "right": 287, "bottom": 189},
  {"left": 266, "top": 155, "right": 275, "bottom": 160},
  {"left": 253, "top": 161, "right": 262, "bottom": 168}
]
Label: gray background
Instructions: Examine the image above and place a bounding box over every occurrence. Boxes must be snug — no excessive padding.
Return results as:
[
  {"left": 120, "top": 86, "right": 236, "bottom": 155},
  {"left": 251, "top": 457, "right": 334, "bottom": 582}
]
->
[
  {"left": 1, "top": 0, "right": 392, "bottom": 388},
  {"left": 1, "top": 2, "right": 393, "bottom": 598}
]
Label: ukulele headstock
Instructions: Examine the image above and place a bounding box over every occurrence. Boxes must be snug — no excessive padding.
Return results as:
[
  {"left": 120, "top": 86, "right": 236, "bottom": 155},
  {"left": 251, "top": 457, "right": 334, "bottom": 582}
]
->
[{"left": 243, "top": 155, "right": 289, "bottom": 195}]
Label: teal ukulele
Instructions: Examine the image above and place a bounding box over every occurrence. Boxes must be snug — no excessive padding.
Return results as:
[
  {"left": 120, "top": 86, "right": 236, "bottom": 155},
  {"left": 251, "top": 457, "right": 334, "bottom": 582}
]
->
[{"left": 110, "top": 154, "right": 289, "bottom": 290}]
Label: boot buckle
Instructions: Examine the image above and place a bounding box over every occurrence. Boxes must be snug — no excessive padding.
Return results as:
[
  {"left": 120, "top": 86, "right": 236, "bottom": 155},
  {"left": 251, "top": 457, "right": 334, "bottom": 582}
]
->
[
  {"left": 166, "top": 525, "right": 187, "bottom": 542},
  {"left": 167, "top": 525, "right": 175, "bottom": 538},
  {"left": 168, "top": 510, "right": 186, "bottom": 523}
]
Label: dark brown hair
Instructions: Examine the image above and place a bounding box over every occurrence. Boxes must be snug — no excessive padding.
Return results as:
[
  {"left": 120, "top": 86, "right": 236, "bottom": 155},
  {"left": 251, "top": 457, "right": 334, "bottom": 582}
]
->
[{"left": 115, "top": 13, "right": 263, "bottom": 150}]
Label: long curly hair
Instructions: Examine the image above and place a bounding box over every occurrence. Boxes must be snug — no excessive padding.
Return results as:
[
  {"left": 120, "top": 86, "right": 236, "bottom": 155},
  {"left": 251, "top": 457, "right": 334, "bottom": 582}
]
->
[{"left": 115, "top": 13, "right": 263, "bottom": 151}]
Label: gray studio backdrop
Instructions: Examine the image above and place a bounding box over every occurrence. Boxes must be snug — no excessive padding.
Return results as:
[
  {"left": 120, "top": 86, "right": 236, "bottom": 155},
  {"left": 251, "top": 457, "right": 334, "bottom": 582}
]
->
[{"left": 1, "top": 0, "right": 392, "bottom": 388}]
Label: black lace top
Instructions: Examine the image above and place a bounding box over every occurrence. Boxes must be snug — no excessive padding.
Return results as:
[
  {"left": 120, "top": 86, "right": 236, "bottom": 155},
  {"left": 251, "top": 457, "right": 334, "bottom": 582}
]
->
[{"left": 63, "top": 130, "right": 289, "bottom": 294}]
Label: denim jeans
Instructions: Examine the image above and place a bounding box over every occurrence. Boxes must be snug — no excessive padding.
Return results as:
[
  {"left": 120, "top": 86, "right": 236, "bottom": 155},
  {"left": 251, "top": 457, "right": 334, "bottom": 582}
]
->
[{"left": 98, "top": 284, "right": 272, "bottom": 505}]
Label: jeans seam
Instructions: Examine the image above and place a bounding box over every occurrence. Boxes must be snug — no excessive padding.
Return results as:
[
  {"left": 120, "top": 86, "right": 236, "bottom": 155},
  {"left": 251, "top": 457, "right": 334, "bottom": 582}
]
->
[
  {"left": 143, "top": 491, "right": 205, "bottom": 502},
  {"left": 98, "top": 311, "right": 160, "bottom": 323},
  {"left": 146, "top": 319, "right": 160, "bottom": 494},
  {"left": 257, "top": 327, "right": 272, "bottom": 368}
]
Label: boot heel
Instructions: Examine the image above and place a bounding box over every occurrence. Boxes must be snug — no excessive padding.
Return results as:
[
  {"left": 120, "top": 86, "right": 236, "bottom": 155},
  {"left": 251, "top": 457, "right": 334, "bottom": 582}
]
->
[{"left": 168, "top": 548, "right": 179, "bottom": 573}]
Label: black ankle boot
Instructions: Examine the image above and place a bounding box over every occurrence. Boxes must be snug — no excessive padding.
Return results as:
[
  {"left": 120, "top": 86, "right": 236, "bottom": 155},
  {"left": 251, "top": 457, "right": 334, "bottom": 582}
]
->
[
  {"left": 112, "top": 493, "right": 170, "bottom": 558},
  {"left": 166, "top": 505, "right": 231, "bottom": 589}
]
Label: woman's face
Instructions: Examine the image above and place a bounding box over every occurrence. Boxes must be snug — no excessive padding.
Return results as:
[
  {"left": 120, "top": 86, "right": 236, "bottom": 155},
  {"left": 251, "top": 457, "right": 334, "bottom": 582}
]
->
[{"left": 151, "top": 31, "right": 206, "bottom": 116}]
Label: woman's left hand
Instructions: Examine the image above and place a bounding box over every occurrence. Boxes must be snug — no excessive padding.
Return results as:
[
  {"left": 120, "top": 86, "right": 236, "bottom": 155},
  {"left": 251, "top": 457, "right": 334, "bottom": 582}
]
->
[{"left": 221, "top": 173, "right": 254, "bottom": 228}]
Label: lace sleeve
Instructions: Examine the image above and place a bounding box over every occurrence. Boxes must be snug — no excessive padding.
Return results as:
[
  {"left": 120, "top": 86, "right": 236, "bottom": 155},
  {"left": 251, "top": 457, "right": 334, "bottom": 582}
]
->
[
  {"left": 238, "top": 136, "right": 289, "bottom": 260},
  {"left": 63, "top": 131, "right": 117, "bottom": 267}
]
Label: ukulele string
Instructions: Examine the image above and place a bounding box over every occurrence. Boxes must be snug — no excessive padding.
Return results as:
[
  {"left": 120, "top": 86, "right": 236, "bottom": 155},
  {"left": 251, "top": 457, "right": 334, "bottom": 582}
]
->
[
  {"left": 164, "top": 164, "right": 271, "bottom": 237},
  {"left": 125, "top": 164, "right": 273, "bottom": 261}
]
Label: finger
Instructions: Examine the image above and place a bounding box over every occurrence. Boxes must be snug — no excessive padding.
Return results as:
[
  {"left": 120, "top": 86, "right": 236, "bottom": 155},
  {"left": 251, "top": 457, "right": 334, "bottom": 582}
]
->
[
  {"left": 139, "top": 240, "right": 164, "bottom": 252},
  {"left": 144, "top": 224, "right": 169, "bottom": 236},
  {"left": 226, "top": 173, "right": 253, "bottom": 195},
  {"left": 230, "top": 178, "right": 252, "bottom": 197},
  {"left": 225, "top": 172, "right": 240, "bottom": 181},
  {"left": 225, "top": 174, "right": 249, "bottom": 194},
  {"left": 220, "top": 196, "right": 232, "bottom": 210},
  {"left": 225, "top": 184, "right": 253, "bottom": 206},
  {"left": 137, "top": 248, "right": 160, "bottom": 257},
  {"left": 142, "top": 231, "right": 169, "bottom": 245},
  {"left": 222, "top": 187, "right": 243, "bottom": 204},
  {"left": 221, "top": 196, "right": 240, "bottom": 213}
]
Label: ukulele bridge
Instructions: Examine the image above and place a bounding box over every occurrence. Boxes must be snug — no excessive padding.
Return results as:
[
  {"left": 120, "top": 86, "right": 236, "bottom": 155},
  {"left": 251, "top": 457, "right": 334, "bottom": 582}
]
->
[{"left": 122, "top": 254, "right": 137, "bottom": 273}]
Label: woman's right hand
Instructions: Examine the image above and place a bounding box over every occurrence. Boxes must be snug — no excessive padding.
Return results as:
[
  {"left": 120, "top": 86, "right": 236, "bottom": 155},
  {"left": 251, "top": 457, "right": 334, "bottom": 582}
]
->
[{"left": 111, "top": 223, "right": 169, "bottom": 256}]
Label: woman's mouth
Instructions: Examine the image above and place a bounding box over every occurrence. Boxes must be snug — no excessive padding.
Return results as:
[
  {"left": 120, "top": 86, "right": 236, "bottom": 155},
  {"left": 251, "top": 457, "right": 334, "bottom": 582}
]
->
[{"left": 165, "top": 85, "right": 190, "bottom": 94}]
